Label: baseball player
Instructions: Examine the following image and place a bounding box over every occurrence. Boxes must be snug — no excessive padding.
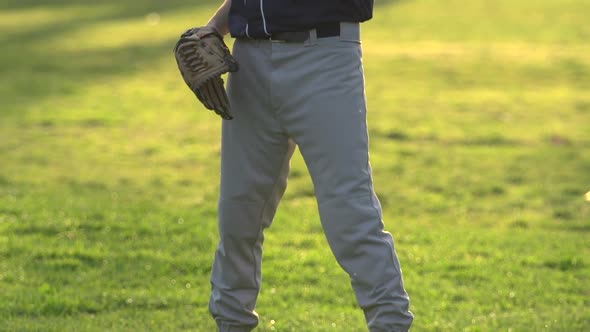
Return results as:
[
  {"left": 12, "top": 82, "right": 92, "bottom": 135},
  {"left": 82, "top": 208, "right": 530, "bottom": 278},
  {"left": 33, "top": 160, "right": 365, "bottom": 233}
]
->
[{"left": 178, "top": 1, "right": 414, "bottom": 331}]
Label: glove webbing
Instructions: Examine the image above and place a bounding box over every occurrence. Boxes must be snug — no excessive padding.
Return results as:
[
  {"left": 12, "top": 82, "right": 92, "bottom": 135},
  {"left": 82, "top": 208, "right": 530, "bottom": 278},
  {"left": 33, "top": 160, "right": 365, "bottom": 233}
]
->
[{"left": 177, "top": 40, "right": 230, "bottom": 87}]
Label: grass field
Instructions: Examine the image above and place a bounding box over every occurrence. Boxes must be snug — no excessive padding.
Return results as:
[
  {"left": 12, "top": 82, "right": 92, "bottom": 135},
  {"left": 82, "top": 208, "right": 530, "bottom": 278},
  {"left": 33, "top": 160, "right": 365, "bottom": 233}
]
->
[{"left": 1, "top": 0, "right": 589, "bottom": 331}]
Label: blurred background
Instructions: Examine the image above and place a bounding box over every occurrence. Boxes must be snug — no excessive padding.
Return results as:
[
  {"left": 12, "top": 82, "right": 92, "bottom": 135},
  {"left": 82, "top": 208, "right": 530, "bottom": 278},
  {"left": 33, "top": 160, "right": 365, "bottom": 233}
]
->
[{"left": 1, "top": 0, "right": 589, "bottom": 331}]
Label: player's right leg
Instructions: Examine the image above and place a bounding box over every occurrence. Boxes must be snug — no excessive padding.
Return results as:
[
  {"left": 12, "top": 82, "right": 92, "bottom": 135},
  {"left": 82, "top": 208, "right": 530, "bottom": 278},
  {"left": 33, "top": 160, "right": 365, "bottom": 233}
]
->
[{"left": 209, "top": 39, "right": 294, "bottom": 332}]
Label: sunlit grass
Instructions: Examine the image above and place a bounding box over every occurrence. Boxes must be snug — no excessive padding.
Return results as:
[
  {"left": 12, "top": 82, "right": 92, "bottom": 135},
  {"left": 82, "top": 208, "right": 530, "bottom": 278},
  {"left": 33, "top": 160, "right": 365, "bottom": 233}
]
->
[{"left": 0, "top": 0, "right": 589, "bottom": 331}]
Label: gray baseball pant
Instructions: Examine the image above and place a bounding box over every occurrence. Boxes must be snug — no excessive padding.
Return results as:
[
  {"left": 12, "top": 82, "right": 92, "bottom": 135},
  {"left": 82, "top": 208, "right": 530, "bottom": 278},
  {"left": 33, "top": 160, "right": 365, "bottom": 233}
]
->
[{"left": 208, "top": 22, "right": 413, "bottom": 332}]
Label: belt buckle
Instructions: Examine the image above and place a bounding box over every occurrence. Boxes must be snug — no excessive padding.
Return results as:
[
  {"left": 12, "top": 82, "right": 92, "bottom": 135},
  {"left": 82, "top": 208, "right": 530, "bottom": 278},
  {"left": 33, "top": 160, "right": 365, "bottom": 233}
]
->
[
  {"left": 269, "top": 36, "right": 285, "bottom": 43},
  {"left": 270, "top": 31, "right": 310, "bottom": 43}
]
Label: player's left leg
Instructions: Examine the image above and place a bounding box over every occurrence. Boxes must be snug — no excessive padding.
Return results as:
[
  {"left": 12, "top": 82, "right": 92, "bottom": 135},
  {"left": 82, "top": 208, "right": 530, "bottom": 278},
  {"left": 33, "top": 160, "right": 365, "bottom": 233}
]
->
[{"left": 277, "top": 23, "right": 414, "bottom": 332}]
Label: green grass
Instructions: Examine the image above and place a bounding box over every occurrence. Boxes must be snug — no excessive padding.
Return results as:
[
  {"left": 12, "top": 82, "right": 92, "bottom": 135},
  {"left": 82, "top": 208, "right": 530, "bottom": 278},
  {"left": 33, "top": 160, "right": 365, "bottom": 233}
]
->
[{"left": 1, "top": 0, "right": 589, "bottom": 331}]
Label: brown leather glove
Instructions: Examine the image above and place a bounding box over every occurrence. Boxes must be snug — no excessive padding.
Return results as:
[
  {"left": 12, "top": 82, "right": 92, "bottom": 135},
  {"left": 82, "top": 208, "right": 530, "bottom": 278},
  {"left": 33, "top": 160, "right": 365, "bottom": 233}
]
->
[{"left": 174, "top": 26, "right": 239, "bottom": 119}]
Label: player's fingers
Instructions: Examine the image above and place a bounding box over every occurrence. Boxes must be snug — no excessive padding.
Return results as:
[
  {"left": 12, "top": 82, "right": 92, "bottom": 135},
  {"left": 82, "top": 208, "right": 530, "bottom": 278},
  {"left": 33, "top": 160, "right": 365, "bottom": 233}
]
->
[
  {"left": 205, "top": 78, "right": 232, "bottom": 119},
  {"left": 203, "top": 80, "right": 221, "bottom": 112},
  {"left": 211, "top": 78, "right": 231, "bottom": 115},
  {"left": 194, "top": 87, "right": 214, "bottom": 110}
]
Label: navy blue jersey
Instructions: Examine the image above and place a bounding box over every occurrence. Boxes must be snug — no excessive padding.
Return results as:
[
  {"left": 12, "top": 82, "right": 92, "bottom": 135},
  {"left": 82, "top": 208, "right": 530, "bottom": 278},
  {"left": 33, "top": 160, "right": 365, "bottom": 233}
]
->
[{"left": 229, "top": 0, "right": 373, "bottom": 38}]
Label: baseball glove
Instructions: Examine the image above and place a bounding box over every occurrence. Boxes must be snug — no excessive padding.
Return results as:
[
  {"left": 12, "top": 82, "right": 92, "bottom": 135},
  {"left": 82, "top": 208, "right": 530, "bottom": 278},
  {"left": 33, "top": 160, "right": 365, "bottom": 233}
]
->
[{"left": 174, "top": 26, "right": 239, "bottom": 120}]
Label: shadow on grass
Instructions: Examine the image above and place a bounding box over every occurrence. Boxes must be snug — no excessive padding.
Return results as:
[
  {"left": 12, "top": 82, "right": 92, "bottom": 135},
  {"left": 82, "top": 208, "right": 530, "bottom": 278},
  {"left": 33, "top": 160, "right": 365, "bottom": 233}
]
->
[
  {"left": 1, "top": 0, "right": 219, "bottom": 46},
  {"left": 0, "top": 0, "right": 219, "bottom": 11},
  {"left": 0, "top": 0, "right": 221, "bottom": 116}
]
